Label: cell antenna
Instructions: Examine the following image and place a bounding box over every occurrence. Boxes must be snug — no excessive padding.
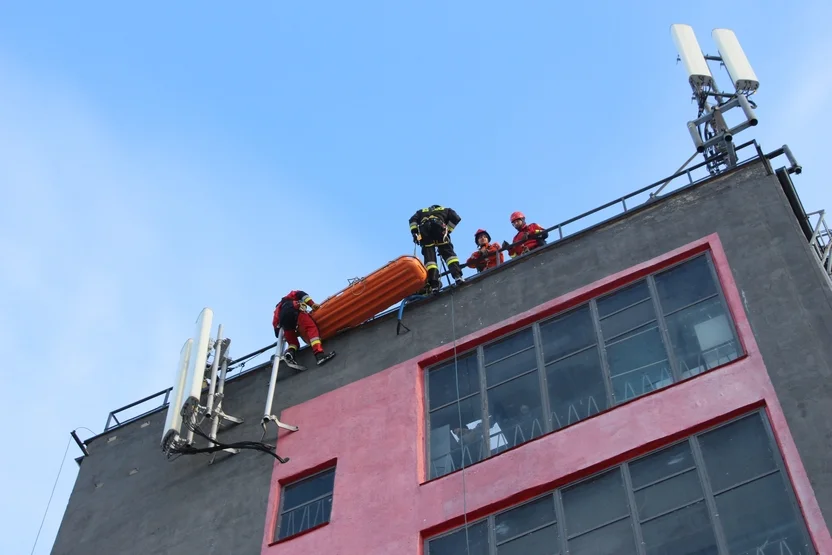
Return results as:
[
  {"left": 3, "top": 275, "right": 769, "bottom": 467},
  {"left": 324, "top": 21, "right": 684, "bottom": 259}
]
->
[{"left": 671, "top": 24, "right": 759, "bottom": 175}]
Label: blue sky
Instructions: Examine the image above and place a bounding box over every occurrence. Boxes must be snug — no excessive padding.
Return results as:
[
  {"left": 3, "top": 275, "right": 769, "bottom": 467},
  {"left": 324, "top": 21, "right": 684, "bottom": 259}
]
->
[{"left": 1, "top": 2, "right": 830, "bottom": 553}]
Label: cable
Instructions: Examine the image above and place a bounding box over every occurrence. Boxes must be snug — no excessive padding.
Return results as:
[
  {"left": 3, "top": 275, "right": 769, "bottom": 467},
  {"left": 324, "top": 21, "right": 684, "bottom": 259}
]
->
[
  {"left": 168, "top": 413, "right": 287, "bottom": 463},
  {"left": 31, "top": 434, "right": 72, "bottom": 555},
  {"left": 449, "top": 288, "right": 471, "bottom": 555}
]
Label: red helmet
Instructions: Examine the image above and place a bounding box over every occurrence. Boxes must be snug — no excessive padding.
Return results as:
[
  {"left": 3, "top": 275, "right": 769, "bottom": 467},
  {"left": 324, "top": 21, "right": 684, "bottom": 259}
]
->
[
  {"left": 510, "top": 211, "right": 525, "bottom": 223},
  {"left": 474, "top": 228, "right": 491, "bottom": 245}
]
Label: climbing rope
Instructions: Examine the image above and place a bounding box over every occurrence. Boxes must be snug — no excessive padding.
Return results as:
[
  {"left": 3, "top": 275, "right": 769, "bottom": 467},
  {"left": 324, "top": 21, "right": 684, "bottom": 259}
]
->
[
  {"left": 449, "top": 288, "right": 471, "bottom": 554},
  {"left": 31, "top": 433, "right": 72, "bottom": 555}
]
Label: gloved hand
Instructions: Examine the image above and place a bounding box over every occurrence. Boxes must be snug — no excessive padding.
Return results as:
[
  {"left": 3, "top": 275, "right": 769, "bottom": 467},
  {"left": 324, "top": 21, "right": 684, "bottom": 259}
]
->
[
  {"left": 311, "top": 303, "right": 321, "bottom": 311},
  {"left": 412, "top": 232, "right": 420, "bottom": 245}
]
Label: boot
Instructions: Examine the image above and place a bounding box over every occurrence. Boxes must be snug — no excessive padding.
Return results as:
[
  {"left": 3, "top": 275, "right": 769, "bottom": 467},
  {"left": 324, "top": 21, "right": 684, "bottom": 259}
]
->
[
  {"left": 282, "top": 350, "right": 306, "bottom": 371},
  {"left": 315, "top": 351, "right": 336, "bottom": 366}
]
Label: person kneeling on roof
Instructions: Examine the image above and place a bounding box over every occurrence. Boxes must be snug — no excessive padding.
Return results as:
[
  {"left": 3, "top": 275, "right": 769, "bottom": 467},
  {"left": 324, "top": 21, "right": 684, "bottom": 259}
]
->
[
  {"left": 466, "top": 229, "right": 504, "bottom": 273},
  {"left": 504, "top": 211, "right": 549, "bottom": 258},
  {"left": 409, "top": 204, "right": 465, "bottom": 292},
  {"left": 272, "top": 290, "right": 336, "bottom": 367}
]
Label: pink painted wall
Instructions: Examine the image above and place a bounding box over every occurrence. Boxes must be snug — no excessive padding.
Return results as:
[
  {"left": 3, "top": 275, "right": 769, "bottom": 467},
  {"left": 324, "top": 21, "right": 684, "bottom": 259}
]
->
[{"left": 261, "top": 234, "right": 832, "bottom": 555}]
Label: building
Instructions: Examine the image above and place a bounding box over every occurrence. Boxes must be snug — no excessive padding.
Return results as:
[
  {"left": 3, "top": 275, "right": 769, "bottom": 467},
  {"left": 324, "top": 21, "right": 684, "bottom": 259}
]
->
[{"left": 51, "top": 143, "right": 832, "bottom": 554}]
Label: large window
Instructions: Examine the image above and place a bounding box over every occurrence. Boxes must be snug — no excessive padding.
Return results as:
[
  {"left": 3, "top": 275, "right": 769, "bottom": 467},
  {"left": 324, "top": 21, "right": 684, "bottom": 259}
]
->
[
  {"left": 426, "top": 412, "right": 814, "bottom": 555},
  {"left": 275, "top": 467, "right": 336, "bottom": 541},
  {"left": 426, "top": 254, "right": 741, "bottom": 479}
]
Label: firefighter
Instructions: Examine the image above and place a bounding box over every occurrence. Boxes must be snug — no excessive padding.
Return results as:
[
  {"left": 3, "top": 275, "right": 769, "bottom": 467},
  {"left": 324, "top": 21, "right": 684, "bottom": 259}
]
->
[
  {"left": 272, "top": 290, "right": 336, "bottom": 367},
  {"left": 409, "top": 204, "right": 465, "bottom": 291},
  {"left": 505, "top": 211, "right": 549, "bottom": 258},
  {"left": 466, "top": 229, "right": 504, "bottom": 273}
]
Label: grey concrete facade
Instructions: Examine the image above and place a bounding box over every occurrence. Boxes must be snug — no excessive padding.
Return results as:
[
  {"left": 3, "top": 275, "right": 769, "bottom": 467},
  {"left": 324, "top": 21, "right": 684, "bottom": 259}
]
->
[{"left": 51, "top": 159, "right": 832, "bottom": 555}]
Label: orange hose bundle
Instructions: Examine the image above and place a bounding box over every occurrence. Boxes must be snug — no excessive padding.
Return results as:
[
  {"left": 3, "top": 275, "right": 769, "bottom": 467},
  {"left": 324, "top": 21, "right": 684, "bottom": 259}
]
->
[{"left": 312, "top": 256, "right": 428, "bottom": 340}]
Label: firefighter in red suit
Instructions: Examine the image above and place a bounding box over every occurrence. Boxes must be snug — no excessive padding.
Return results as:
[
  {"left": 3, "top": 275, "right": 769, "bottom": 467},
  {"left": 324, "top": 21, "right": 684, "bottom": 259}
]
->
[
  {"left": 506, "top": 211, "right": 548, "bottom": 258},
  {"left": 466, "top": 229, "right": 504, "bottom": 273},
  {"left": 272, "top": 290, "right": 336, "bottom": 367}
]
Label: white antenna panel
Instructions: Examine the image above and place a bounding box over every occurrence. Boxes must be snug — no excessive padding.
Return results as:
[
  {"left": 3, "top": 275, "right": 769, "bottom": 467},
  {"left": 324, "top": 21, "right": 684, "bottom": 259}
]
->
[
  {"left": 712, "top": 29, "right": 759, "bottom": 94},
  {"left": 183, "top": 308, "right": 214, "bottom": 408},
  {"left": 671, "top": 24, "right": 714, "bottom": 90},
  {"left": 161, "top": 338, "right": 193, "bottom": 449}
]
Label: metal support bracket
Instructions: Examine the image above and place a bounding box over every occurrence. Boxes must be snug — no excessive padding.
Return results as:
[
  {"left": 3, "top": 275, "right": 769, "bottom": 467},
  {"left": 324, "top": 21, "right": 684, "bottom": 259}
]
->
[{"left": 205, "top": 338, "right": 244, "bottom": 463}]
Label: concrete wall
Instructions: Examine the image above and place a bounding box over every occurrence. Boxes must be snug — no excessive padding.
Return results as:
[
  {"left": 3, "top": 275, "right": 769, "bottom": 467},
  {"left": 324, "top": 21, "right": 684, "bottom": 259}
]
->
[{"left": 52, "top": 159, "right": 832, "bottom": 554}]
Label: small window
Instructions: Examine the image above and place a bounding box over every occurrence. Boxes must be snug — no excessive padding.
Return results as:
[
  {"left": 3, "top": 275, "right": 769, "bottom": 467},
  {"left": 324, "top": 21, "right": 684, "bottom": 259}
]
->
[
  {"left": 495, "top": 496, "right": 559, "bottom": 554},
  {"left": 655, "top": 256, "right": 740, "bottom": 377},
  {"left": 541, "top": 305, "right": 608, "bottom": 431},
  {"left": 428, "top": 353, "right": 486, "bottom": 479},
  {"left": 700, "top": 414, "right": 809, "bottom": 554},
  {"left": 276, "top": 467, "right": 335, "bottom": 541},
  {"left": 427, "top": 519, "right": 490, "bottom": 555},
  {"left": 597, "top": 281, "right": 672, "bottom": 404},
  {"left": 484, "top": 329, "right": 544, "bottom": 455}
]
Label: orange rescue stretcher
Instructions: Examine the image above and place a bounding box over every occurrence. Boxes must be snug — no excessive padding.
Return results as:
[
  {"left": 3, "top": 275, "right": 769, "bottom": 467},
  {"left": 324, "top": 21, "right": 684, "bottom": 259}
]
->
[{"left": 312, "top": 256, "right": 428, "bottom": 340}]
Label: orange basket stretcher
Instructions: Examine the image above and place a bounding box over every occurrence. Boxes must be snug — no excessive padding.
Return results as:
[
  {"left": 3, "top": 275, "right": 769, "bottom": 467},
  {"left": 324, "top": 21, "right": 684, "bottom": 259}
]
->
[{"left": 312, "top": 256, "right": 428, "bottom": 340}]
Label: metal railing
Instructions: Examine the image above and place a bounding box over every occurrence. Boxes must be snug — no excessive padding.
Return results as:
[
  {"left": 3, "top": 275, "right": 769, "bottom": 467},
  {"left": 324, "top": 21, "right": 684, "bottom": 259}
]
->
[
  {"left": 431, "top": 139, "right": 765, "bottom": 283},
  {"left": 104, "top": 387, "right": 173, "bottom": 431},
  {"left": 86, "top": 139, "right": 783, "bottom": 441},
  {"left": 807, "top": 210, "right": 832, "bottom": 285}
]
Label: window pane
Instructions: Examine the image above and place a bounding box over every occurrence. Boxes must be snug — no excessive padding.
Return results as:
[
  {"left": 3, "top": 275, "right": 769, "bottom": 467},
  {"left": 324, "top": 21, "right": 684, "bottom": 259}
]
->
[
  {"left": 665, "top": 297, "right": 739, "bottom": 379},
  {"left": 641, "top": 501, "right": 718, "bottom": 555},
  {"left": 429, "top": 395, "right": 485, "bottom": 478},
  {"left": 485, "top": 328, "right": 535, "bottom": 365},
  {"left": 277, "top": 496, "right": 333, "bottom": 540},
  {"left": 281, "top": 469, "right": 336, "bottom": 512},
  {"left": 597, "top": 280, "right": 651, "bottom": 318},
  {"left": 495, "top": 495, "right": 556, "bottom": 543},
  {"left": 601, "top": 299, "right": 656, "bottom": 340},
  {"left": 563, "top": 469, "right": 629, "bottom": 537},
  {"left": 698, "top": 414, "right": 778, "bottom": 492},
  {"left": 634, "top": 470, "right": 703, "bottom": 521},
  {"left": 716, "top": 473, "right": 808, "bottom": 555},
  {"left": 606, "top": 325, "right": 672, "bottom": 404},
  {"left": 429, "top": 520, "right": 491, "bottom": 555},
  {"left": 497, "top": 525, "right": 559, "bottom": 555},
  {"left": 487, "top": 372, "right": 545, "bottom": 453},
  {"left": 486, "top": 344, "right": 538, "bottom": 385},
  {"left": 654, "top": 256, "right": 718, "bottom": 315},
  {"left": 567, "top": 518, "right": 637, "bottom": 555},
  {"left": 539, "top": 305, "right": 595, "bottom": 363},
  {"left": 546, "top": 347, "right": 608, "bottom": 430},
  {"left": 428, "top": 354, "right": 480, "bottom": 409},
  {"left": 629, "top": 441, "right": 695, "bottom": 489}
]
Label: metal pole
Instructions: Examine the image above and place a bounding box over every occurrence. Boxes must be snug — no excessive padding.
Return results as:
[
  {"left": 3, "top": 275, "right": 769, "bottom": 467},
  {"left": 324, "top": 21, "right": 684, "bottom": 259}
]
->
[
  {"left": 263, "top": 329, "right": 283, "bottom": 421},
  {"left": 70, "top": 430, "right": 90, "bottom": 457},
  {"left": 809, "top": 212, "right": 825, "bottom": 248},
  {"left": 205, "top": 324, "right": 223, "bottom": 418},
  {"left": 262, "top": 329, "right": 299, "bottom": 439},
  {"left": 649, "top": 151, "right": 699, "bottom": 199},
  {"left": 209, "top": 340, "right": 229, "bottom": 443}
]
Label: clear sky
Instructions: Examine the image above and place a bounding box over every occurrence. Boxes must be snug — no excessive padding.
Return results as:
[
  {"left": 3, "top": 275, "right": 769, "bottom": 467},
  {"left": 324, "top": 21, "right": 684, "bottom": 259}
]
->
[{"left": 1, "top": 2, "right": 830, "bottom": 553}]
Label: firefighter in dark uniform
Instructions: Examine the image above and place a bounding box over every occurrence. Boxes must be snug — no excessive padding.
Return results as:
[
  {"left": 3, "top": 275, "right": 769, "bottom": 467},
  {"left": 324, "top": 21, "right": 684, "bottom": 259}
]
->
[
  {"left": 409, "top": 205, "right": 465, "bottom": 292},
  {"left": 272, "top": 290, "right": 336, "bottom": 367}
]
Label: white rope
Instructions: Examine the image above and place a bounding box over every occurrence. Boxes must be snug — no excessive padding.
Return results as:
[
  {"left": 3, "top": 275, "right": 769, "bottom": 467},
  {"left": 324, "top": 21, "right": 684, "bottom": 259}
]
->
[
  {"left": 31, "top": 434, "right": 72, "bottom": 554},
  {"left": 449, "top": 289, "right": 471, "bottom": 555}
]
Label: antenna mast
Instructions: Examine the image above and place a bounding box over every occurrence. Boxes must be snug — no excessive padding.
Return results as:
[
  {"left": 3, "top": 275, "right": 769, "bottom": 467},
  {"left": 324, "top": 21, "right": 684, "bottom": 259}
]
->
[{"left": 671, "top": 25, "right": 760, "bottom": 175}]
